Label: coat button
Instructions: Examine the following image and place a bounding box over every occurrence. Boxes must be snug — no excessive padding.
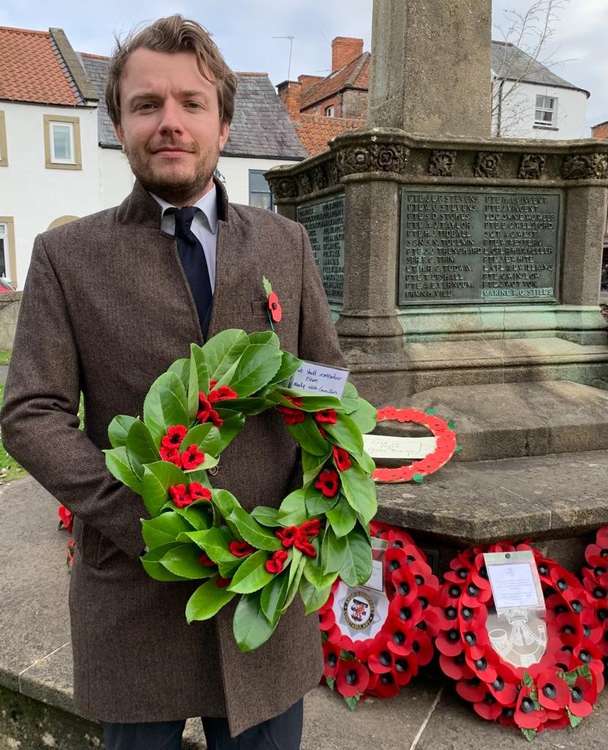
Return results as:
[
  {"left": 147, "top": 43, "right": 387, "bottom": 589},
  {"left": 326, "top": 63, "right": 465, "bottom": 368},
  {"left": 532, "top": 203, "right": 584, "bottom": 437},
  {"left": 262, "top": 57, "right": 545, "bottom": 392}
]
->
[{"left": 208, "top": 466, "right": 219, "bottom": 476}]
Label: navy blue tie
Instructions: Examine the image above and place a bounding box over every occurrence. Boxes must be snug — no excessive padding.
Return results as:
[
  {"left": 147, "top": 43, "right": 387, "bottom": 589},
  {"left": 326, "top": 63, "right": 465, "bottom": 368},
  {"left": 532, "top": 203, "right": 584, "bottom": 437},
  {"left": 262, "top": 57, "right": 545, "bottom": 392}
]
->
[{"left": 172, "top": 207, "right": 213, "bottom": 338}]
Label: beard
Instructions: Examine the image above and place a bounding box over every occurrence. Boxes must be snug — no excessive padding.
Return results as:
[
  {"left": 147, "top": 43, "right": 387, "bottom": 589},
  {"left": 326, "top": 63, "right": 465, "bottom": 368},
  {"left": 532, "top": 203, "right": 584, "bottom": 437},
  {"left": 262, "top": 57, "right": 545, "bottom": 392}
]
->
[{"left": 123, "top": 140, "right": 219, "bottom": 206}]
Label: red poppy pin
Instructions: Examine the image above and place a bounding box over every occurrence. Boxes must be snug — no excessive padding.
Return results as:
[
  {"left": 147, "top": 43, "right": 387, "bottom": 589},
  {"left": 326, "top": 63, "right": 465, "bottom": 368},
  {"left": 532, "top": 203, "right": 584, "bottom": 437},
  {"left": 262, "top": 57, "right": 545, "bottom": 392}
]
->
[{"left": 262, "top": 276, "right": 282, "bottom": 327}]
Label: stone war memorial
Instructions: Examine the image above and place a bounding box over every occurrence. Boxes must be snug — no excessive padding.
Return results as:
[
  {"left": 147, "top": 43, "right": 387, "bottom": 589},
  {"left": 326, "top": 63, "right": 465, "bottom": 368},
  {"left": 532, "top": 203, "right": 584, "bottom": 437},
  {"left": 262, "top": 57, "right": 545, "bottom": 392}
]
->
[{"left": 267, "top": 0, "right": 608, "bottom": 566}]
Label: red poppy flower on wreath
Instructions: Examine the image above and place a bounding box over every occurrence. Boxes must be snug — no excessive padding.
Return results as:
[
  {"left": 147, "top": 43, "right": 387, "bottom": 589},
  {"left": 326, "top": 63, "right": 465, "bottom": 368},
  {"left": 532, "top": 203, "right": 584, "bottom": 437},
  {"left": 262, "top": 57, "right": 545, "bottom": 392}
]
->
[
  {"left": 262, "top": 276, "right": 282, "bottom": 323},
  {"left": 180, "top": 444, "right": 206, "bottom": 471},
  {"left": 168, "top": 482, "right": 212, "bottom": 508},
  {"left": 315, "top": 468, "right": 340, "bottom": 498},
  {"left": 265, "top": 549, "right": 289, "bottom": 574},
  {"left": 581, "top": 525, "right": 608, "bottom": 660},
  {"left": 319, "top": 522, "right": 439, "bottom": 709},
  {"left": 314, "top": 409, "right": 337, "bottom": 425},
  {"left": 229, "top": 540, "right": 256, "bottom": 558},
  {"left": 198, "top": 552, "right": 216, "bottom": 567},
  {"left": 161, "top": 424, "right": 188, "bottom": 449},
  {"left": 57, "top": 505, "right": 74, "bottom": 533},
  {"left": 372, "top": 407, "right": 457, "bottom": 483},
  {"left": 276, "top": 405, "right": 306, "bottom": 425},
  {"left": 433, "top": 542, "right": 604, "bottom": 739},
  {"left": 332, "top": 446, "right": 352, "bottom": 472}
]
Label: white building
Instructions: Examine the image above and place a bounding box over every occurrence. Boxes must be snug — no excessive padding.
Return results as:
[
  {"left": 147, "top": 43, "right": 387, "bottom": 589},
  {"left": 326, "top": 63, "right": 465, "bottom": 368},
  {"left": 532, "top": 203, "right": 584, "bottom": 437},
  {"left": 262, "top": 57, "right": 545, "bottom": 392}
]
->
[
  {"left": 491, "top": 41, "right": 589, "bottom": 139},
  {"left": 0, "top": 25, "right": 306, "bottom": 290}
]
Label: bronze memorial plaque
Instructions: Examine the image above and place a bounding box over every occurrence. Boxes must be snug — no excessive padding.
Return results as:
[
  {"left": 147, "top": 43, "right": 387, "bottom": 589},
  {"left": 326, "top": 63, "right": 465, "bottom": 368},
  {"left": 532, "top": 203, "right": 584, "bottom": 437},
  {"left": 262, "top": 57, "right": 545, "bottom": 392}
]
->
[
  {"left": 297, "top": 195, "right": 345, "bottom": 304},
  {"left": 399, "top": 187, "right": 562, "bottom": 305}
]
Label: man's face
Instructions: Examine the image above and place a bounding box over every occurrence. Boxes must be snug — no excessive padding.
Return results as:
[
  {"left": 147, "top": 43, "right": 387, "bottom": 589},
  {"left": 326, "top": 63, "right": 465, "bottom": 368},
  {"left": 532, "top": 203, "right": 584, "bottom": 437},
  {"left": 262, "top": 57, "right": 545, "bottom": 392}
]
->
[{"left": 115, "top": 48, "right": 230, "bottom": 205}]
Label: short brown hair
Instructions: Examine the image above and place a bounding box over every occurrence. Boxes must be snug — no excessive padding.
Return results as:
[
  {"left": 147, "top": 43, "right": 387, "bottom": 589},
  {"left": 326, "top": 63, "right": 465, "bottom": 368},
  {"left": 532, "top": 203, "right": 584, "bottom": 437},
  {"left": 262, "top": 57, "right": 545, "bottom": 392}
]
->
[{"left": 105, "top": 15, "right": 237, "bottom": 126}]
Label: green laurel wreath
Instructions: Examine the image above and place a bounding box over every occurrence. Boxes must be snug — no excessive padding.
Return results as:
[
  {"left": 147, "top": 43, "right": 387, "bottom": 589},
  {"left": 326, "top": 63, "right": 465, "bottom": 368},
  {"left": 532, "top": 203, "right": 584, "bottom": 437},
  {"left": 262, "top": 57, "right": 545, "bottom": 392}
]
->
[{"left": 104, "top": 329, "right": 377, "bottom": 651}]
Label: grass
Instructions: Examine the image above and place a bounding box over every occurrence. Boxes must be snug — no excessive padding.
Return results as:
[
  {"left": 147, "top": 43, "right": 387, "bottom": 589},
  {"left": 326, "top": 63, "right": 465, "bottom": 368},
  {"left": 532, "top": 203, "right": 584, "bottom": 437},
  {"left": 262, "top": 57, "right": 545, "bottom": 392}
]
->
[
  {"left": 0, "top": 385, "right": 28, "bottom": 483},
  {"left": 0, "top": 386, "right": 85, "bottom": 484},
  {"left": 0, "top": 350, "right": 11, "bottom": 365}
]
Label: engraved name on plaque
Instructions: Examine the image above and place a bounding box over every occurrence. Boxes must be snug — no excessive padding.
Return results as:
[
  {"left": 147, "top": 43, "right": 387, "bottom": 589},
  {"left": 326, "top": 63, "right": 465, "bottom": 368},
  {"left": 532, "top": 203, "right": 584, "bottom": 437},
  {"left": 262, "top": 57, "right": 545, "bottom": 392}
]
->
[
  {"left": 297, "top": 195, "right": 345, "bottom": 303},
  {"left": 399, "top": 187, "right": 562, "bottom": 305}
]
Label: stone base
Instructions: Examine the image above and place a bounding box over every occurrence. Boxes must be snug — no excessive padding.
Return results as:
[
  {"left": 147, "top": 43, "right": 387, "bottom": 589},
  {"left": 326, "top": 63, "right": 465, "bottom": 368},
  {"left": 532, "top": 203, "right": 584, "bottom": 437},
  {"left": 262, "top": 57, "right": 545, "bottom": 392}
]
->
[
  {"left": 349, "top": 336, "right": 608, "bottom": 401},
  {"left": 376, "top": 449, "right": 608, "bottom": 555}
]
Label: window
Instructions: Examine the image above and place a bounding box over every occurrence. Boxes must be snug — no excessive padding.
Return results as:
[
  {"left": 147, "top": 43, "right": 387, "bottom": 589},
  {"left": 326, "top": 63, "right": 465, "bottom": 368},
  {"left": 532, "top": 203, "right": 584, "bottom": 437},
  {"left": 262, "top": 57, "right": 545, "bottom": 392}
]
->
[
  {"left": 325, "top": 105, "right": 336, "bottom": 117},
  {"left": 534, "top": 95, "right": 557, "bottom": 128},
  {"left": 0, "top": 112, "right": 7, "bottom": 167},
  {"left": 0, "top": 218, "right": 17, "bottom": 286},
  {"left": 249, "top": 170, "right": 274, "bottom": 211},
  {"left": 43, "top": 115, "right": 82, "bottom": 170}
]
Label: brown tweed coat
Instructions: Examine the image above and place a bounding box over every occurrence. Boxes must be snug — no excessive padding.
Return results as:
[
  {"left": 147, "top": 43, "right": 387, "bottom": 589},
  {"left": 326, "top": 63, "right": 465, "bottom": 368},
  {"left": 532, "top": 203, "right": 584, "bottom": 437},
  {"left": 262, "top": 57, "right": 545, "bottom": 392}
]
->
[{"left": 1, "top": 180, "right": 344, "bottom": 736}]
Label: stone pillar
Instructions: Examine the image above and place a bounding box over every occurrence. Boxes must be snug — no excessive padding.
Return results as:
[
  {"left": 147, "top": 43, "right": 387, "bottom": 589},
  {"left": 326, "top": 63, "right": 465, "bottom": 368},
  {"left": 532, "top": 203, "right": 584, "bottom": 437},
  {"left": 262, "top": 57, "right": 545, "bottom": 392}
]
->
[
  {"left": 336, "top": 177, "right": 413, "bottom": 400},
  {"left": 562, "top": 187, "right": 608, "bottom": 305},
  {"left": 368, "top": 0, "right": 492, "bottom": 138}
]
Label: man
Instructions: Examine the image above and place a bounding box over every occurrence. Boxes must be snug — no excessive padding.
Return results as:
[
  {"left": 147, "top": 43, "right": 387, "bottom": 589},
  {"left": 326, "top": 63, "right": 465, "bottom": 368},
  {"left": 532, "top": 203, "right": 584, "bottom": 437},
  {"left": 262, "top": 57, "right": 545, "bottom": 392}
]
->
[{"left": 1, "top": 15, "right": 343, "bottom": 750}]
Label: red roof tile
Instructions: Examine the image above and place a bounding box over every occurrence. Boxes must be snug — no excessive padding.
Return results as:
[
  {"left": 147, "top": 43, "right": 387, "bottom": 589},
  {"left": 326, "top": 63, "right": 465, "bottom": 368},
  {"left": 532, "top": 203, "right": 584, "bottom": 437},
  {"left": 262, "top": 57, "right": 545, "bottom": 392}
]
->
[
  {"left": 300, "top": 52, "right": 370, "bottom": 111},
  {"left": 295, "top": 114, "right": 365, "bottom": 157},
  {"left": 0, "top": 26, "right": 79, "bottom": 106}
]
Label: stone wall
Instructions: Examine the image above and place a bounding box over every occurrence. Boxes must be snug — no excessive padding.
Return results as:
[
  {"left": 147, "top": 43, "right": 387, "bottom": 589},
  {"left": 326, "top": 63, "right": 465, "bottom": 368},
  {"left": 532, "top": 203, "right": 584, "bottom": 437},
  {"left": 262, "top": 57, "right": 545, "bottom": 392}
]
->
[{"left": 0, "top": 292, "right": 21, "bottom": 350}]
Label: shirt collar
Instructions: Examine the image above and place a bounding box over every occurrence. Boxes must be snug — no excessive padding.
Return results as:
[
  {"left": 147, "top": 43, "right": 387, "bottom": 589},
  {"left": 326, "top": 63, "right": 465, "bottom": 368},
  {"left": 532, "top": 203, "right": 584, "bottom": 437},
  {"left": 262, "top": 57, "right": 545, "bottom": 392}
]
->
[{"left": 150, "top": 184, "right": 218, "bottom": 235}]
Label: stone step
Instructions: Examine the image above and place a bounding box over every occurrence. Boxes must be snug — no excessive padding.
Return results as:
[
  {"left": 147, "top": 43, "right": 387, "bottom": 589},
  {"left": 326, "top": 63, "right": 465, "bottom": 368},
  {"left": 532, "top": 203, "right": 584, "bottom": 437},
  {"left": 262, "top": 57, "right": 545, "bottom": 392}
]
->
[
  {"left": 350, "top": 337, "right": 608, "bottom": 399},
  {"left": 376, "top": 380, "right": 608, "bottom": 461}
]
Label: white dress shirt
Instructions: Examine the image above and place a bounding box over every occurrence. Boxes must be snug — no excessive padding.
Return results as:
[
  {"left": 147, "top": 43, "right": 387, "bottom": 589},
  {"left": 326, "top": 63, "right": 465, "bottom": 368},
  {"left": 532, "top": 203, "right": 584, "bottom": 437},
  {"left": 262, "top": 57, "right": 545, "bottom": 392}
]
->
[{"left": 150, "top": 185, "right": 218, "bottom": 291}]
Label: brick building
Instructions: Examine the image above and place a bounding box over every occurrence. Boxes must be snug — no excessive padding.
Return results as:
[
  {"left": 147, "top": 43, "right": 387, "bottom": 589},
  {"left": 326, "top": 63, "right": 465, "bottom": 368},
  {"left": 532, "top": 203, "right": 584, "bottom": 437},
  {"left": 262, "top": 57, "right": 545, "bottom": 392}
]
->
[
  {"left": 593, "top": 121, "right": 608, "bottom": 140},
  {"left": 277, "top": 37, "right": 368, "bottom": 156},
  {"left": 279, "top": 36, "right": 588, "bottom": 156}
]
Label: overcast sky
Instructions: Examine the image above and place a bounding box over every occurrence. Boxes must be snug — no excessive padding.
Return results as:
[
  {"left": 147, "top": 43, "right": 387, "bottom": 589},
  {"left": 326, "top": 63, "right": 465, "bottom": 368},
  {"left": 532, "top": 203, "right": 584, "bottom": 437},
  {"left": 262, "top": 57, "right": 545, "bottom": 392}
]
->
[{"left": 1, "top": 0, "right": 606, "bottom": 132}]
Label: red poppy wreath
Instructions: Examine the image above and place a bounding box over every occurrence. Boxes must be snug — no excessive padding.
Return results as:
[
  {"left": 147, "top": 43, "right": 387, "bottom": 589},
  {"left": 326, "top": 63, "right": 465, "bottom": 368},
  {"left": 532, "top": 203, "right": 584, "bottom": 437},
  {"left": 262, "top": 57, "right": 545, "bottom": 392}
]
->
[
  {"left": 581, "top": 526, "right": 608, "bottom": 662},
  {"left": 318, "top": 521, "right": 440, "bottom": 709},
  {"left": 372, "top": 407, "right": 457, "bottom": 483},
  {"left": 100, "top": 329, "right": 379, "bottom": 652},
  {"left": 432, "top": 542, "right": 604, "bottom": 741}
]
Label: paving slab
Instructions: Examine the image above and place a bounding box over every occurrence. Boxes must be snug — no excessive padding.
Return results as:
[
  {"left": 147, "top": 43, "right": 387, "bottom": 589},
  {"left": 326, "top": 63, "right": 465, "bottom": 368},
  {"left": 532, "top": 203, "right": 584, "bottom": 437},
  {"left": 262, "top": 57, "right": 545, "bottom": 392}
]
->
[
  {"left": 416, "top": 687, "right": 608, "bottom": 750},
  {"left": 0, "top": 477, "right": 70, "bottom": 692}
]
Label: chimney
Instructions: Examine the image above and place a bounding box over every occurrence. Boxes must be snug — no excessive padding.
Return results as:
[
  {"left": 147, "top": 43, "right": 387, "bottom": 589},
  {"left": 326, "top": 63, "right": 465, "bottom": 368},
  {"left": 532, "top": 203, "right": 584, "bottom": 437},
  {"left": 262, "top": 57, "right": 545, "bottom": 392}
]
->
[
  {"left": 331, "top": 37, "right": 364, "bottom": 72},
  {"left": 298, "top": 74, "right": 323, "bottom": 91},
  {"left": 277, "top": 80, "right": 302, "bottom": 120}
]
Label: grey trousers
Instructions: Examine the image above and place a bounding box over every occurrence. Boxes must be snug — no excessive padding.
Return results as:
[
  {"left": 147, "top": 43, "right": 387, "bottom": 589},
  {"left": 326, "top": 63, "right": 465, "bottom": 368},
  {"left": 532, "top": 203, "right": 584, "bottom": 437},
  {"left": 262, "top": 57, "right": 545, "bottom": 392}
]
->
[{"left": 102, "top": 699, "right": 304, "bottom": 750}]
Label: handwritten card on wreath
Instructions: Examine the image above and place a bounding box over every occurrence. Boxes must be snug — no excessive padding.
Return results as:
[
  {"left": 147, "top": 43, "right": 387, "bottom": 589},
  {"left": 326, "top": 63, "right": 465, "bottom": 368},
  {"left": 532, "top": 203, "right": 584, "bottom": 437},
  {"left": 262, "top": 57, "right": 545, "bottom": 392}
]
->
[{"left": 288, "top": 361, "right": 349, "bottom": 398}]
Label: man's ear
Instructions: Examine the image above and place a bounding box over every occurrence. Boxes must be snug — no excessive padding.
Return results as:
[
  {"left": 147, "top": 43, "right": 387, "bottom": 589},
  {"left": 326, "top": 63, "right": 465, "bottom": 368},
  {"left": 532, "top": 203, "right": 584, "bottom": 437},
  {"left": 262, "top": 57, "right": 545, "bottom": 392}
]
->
[{"left": 219, "top": 121, "right": 230, "bottom": 151}]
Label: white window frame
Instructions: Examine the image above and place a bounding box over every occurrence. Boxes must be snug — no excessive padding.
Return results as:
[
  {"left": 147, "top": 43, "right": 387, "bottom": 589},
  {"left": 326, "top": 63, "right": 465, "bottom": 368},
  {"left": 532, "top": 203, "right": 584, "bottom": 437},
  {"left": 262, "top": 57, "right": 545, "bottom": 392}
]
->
[
  {"left": 0, "top": 218, "right": 17, "bottom": 286},
  {"left": 50, "top": 121, "right": 75, "bottom": 164},
  {"left": 325, "top": 105, "right": 336, "bottom": 117},
  {"left": 534, "top": 95, "right": 558, "bottom": 128},
  {"left": 43, "top": 115, "right": 82, "bottom": 170}
]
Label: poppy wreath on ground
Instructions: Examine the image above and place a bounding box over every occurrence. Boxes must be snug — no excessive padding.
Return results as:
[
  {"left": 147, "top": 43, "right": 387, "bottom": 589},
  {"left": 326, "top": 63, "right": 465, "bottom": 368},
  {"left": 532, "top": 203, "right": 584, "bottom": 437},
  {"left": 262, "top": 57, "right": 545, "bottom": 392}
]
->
[
  {"left": 581, "top": 526, "right": 608, "bottom": 665},
  {"left": 372, "top": 407, "right": 457, "bottom": 484},
  {"left": 432, "top": 542, "right": 605, "bottom": 741},
  {"left": 318, "top": 521, "right": 440, "bottom": 709},
  {"left": 104, "top": 329, "right": 378, "bottom": 652}
]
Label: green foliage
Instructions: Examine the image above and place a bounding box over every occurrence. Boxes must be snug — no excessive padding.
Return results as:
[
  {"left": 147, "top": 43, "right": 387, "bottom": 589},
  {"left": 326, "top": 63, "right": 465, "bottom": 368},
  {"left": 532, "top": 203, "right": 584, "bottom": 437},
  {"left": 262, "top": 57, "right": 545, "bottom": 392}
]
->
[
  {"left": 228, "top": 550, "right": 273, "bottom": 594},
  {"left": 106, "top": 328, "right": 378, "bottom": 653},
  {"left": 233, "top": 592, "right": 277, "bottom": 652},
  {"left": 186, "top": 578, "right": 236, "bottom": 623}
]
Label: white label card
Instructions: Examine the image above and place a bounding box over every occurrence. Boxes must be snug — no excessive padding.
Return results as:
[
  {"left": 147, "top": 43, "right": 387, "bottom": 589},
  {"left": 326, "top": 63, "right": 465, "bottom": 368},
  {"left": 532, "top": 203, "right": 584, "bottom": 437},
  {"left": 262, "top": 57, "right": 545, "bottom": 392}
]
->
[
  {"left": 287, "top": 361, "right": 349, "bottom": 398},
  {"left": 363, "top": 434, "right": 437, "bottom": 460},
  {"left": 484, "top": 551, "right": 545, "bottom": 613}
]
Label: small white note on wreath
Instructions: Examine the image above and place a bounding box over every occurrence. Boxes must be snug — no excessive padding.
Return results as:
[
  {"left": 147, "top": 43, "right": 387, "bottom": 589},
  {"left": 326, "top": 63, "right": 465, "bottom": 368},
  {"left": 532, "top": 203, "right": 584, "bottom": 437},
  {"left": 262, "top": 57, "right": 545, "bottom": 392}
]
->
[
  {"left": 484, "top": 551, "right": 545, "bottom": 613},
  {"left": 287, "top": 361, "right": 349, "bottom": 398}
]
